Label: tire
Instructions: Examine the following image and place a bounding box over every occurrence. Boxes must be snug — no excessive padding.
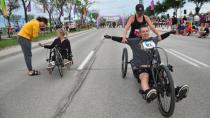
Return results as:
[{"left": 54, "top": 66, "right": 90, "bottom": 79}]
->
[
  {"left": 56, "top": 51, "right": 63, "bottom": 78},
  {"left": 157, "top": 65, "right": 175, "bottom": 117},
  {"left": 122, "top": 48, "right": 128, "bottom": 78},
  {"left": 48, "top": 68, "right": 53, "bottom": 75},
  {"left": 67, "top": 62, "right": 71, "bottom": 70}
]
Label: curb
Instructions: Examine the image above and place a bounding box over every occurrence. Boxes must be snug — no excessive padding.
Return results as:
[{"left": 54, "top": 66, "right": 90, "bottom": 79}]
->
[{"left": 0, "top": 28, "right": 95, "bottom": 60}]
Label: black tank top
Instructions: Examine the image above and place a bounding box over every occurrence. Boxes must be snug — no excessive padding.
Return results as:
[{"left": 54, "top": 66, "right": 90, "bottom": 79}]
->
[{"left": 129, "top": 15, "right": 147, "bottom": 38}]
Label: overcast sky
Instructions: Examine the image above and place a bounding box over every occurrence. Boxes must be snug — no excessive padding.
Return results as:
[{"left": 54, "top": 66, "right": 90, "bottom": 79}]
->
[
  {"left": 14, "top": 0, "right": 210, "bottom": 17},
  {"left": 89, "top": 0, "right": 210, "bottom": 16}
]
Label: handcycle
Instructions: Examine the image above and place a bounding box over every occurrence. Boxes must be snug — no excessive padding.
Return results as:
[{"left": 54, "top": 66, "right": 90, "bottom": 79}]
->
[
  {"left": 46, "top": 45, "right": 73, "bottom": 77},
  {"left": 121, "top": 38, "right": 175, "bottom": 117}
]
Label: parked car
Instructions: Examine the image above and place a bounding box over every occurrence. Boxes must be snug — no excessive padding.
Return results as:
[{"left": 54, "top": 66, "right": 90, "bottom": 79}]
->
[
  {"left": 69, "top": 22, "right": 77, "bottom": 31},
  {"left": 63, "top": 20, "right": 77, "bottom": 31}
]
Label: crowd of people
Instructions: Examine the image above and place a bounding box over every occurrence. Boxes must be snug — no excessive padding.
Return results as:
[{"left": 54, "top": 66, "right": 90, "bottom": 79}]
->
[{"left": 153, "top": 13, "right": 210, "bottom": 39}]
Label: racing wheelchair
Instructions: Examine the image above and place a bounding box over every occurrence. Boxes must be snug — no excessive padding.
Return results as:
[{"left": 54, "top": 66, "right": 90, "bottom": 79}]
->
[
  {"left": 121, "top": 39, "right": 175, "bottom": 117},
  {"left": 46, "top": 45, "right": 73, "bottom": 77}
]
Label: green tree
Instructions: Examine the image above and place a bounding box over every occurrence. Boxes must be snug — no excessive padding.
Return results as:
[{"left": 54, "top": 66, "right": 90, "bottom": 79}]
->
[
  {"left": 91, "top": 12, "right": 99, "bottom": 20},
  {"left": 0, "top": 0, "right": 20, "bottom": 38},
  {"left": 75, "top": 0, "right": 94, "bottom": 25},
  {"left": 164, "top": 0, "right": 186, "bottom": 17},
  {"left": 11, "top": 14, "right": 21, "bottom": 23},
  {"left": 35, "top": 0, "right": 55, "bottom": 32},
  {"left": 144, "top": 6, "right": 153, "bottom": 16},
  {"left": 21, "top": 0, "right": 29, "bottom": 22},
  {"left": 64, "top": 0, "right": 74, "bottom": 22},
  {"left": 145, "top": 1, "right": 168, "bottom": 16},
  {"left": 155, "top": 1, "right": 168, "bottom": 15},
  {"left": 54, "top": 0, "right": 67, "bottom": 23},
  {"left": 28, "top": 14, "right": 35, "bottom": 21},
  {"left": 189, "top": 0, "right": 210, "bottom": 14}
]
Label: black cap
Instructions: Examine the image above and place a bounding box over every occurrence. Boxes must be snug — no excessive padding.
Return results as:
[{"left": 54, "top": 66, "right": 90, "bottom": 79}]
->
[{"left": 136, "top": 4, "right": 144, "bottom": 12}]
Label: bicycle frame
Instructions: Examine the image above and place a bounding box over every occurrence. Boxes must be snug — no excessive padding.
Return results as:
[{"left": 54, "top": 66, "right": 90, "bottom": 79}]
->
[
  {"left": 145, "top": 47, "right": 173, "bottom": 89},
  {"left": 47, "top": 46, "right": 63, "bottom": 64}
]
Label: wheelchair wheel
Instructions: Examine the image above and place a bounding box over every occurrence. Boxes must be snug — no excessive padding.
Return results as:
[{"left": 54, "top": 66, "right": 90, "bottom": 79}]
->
[
  {"left": 48, "top": 68, "right": 53, "bottom": 75},
  {"left": 56, "top": 52, "right": 63, "bottom": 77},
  {"left": 156, "top": 65, "right": 175, "bottom": 117},
  {"left": 122, "top": 48, "right": 128, "bottom": 78}
]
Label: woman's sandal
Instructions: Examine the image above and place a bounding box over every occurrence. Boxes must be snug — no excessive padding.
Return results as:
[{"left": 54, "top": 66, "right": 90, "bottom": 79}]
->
[{"left": 29, "top": 70, "right": 41, "bottom": 76}]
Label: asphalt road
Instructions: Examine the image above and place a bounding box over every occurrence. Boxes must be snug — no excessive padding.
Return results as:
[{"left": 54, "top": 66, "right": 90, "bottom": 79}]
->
[{"left": 0, "top": 28, "right": 210, "bottom": 118}]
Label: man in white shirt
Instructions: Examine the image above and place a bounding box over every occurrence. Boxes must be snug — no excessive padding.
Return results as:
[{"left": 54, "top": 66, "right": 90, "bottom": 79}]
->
[{"left": 194, "top": 14, "right": 200, "bottom": 27}]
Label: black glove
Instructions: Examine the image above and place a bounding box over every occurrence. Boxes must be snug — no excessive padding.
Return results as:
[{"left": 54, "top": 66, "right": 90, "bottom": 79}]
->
[{"left": 104, "top": 35, "right": 112, "bottom": 39}]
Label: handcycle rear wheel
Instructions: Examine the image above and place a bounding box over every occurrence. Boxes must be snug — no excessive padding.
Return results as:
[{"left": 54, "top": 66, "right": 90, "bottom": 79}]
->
[
  {"left": 157, "top": 65, "right": 175, "bottom": 117},
  {"left": 122, "top": 48, "right": 128, "bottom": 78}
]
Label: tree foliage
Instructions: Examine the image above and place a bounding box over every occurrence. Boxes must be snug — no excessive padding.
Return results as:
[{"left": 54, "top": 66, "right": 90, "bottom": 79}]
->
[
  {"left": 21, "top": 0, "right": 29, "bottom": 22},
  {"left": 189, "top": 0, "right": 210, "bottom": 14},
  {"left": 0, "top": 0, "right": 20, "bottom": 37},
  {"left": 145, "top": 0, "right": 186, "bottom": 16}
]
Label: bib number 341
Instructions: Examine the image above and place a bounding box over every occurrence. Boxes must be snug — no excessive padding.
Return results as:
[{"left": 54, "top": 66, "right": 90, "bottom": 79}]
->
[{"left": 142, "top": 41, "right": 156, "bottom": 49}]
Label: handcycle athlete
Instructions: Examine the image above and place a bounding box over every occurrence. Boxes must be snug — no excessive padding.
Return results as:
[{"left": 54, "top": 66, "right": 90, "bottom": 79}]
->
[
  {"left": 39, "top": 28, "right": 73, "bottom": 68},
  {"left": 104, "top": 26, "right": 189, "bottom": 103}
]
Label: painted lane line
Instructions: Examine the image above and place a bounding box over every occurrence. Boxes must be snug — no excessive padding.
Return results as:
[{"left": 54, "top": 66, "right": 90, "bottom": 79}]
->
[
  {"left": 165, "top": 49, "right": 200, "bottom": 68},
  {"left": 77, "top": 51, "right": 95, "bottom": 70},
  {"left": 169, "top": 49, "right": 210, "bottom": 68},
  {"left": 69, "top": 29, "right": 96, "bottom": 39}
]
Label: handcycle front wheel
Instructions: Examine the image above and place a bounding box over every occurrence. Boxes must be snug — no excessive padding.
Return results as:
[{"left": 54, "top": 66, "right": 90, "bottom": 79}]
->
[
  {"left": 157, "top": 65, "right": 175, "bottom": 117},
  {"left": 122, "top": 48, "right": 128, "bottom": 78},
  {"left": 56, "top": 52, "right": 64, "bottom": 78}
]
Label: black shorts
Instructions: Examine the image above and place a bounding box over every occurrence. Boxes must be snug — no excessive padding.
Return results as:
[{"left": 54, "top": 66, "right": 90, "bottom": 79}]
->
[{"left": 133, "top": 67, "right": 151, "bottom": 79}]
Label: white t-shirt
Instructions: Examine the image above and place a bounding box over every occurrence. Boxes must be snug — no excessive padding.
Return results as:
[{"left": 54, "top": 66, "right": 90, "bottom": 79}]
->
[{"left": 194, "top": 15, "right": 199, "bottom": 22}]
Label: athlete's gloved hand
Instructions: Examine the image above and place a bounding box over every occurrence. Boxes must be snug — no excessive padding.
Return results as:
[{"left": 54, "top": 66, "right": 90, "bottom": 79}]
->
[{"left": 104, "top": 35, "right": 112, "bottom": 39}]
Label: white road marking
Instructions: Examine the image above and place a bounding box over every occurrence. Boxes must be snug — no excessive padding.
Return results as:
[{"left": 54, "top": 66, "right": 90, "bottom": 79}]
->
[
  {"left": 77, "top": 51, "right": 95, "bottom": 70},
  {"left": 69, "top": 29, "right": 95, "bottom": 39},
  {"left": 169, "top": 49, "right": 210, "bottom": 68},
  {"left": 165, "top": 49, "right": 201, "bottom": 68}
]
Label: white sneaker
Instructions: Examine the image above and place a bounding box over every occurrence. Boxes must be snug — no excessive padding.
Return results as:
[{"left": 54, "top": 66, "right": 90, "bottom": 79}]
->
[
  {"left": 146, "top": 89, "right": 157, "bottom": 102},
  {"left": 50, "top": 61, "right": 55, "bottom": 66},
  {"left": 48, "top": 61, "right": 55, "bottom": 68}
]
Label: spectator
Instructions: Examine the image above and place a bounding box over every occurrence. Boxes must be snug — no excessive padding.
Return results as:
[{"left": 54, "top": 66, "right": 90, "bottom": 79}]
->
[
  {"left": 17, "top": 17, "right": 48, "bottom": 76},
  {"left": 200, "top": 14, "right": 206, "bottom": 24},
  {"left": 194, "top": 14, "right": 200, "bottom": 27},
  {"left": 172, "top": 16, "right": 177, "bottom": 30},
  {"left": 183, "top": 16, "right": 187, "bottom": 24},
  {"left": 185, "top": 21, "right": 192, "bottom": 36},
  {"left": 177, "top": 23, "right": 185, "bottom": 35},
  {"left": 192, "top": 25, "right": 198, "bottom": 34},
  {"left": 199, "top": 23, "right": 209, "bottom": 38},
  {"left": 207, "top": 12, "right": 210, "bottom": 24}
]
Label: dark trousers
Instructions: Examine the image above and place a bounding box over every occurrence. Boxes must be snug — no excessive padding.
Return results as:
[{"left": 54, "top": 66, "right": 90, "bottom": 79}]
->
[{"left": 17, "top": 36, "right": 32, "bottom": 71}]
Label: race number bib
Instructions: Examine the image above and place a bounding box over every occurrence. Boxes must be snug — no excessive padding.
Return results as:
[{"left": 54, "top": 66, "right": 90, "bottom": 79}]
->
[{"left": 141, "top": 40, "right": 156, "bottom": 49}]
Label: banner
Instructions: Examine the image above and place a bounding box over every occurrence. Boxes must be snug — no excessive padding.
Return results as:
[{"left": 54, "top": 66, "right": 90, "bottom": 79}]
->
[
  {"left": 83, "top": 7, "right": 87, "bottom": 16},
  {"left": 60, "top": 7, "right": 64, "bottom": 16},
  {"left": 87, "top": 10, "right": 90, "bottom": 17},
  {"left": 150, "top": 0, "right": 154, "bottom": 11},
  {"left": 26, "top": 0, "right": 31, "bottom": 12},
  {"left": 0, "top": 0, "right": 7, "bottom": 16}
]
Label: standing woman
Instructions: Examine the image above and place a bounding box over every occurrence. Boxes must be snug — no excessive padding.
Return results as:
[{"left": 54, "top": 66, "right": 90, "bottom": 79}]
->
[
  {"left": 17, "top": 17, "right": 48, "bottom": 76},
  {"left": 122, "top": 4, "right": 161, "bottom": 43}
]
